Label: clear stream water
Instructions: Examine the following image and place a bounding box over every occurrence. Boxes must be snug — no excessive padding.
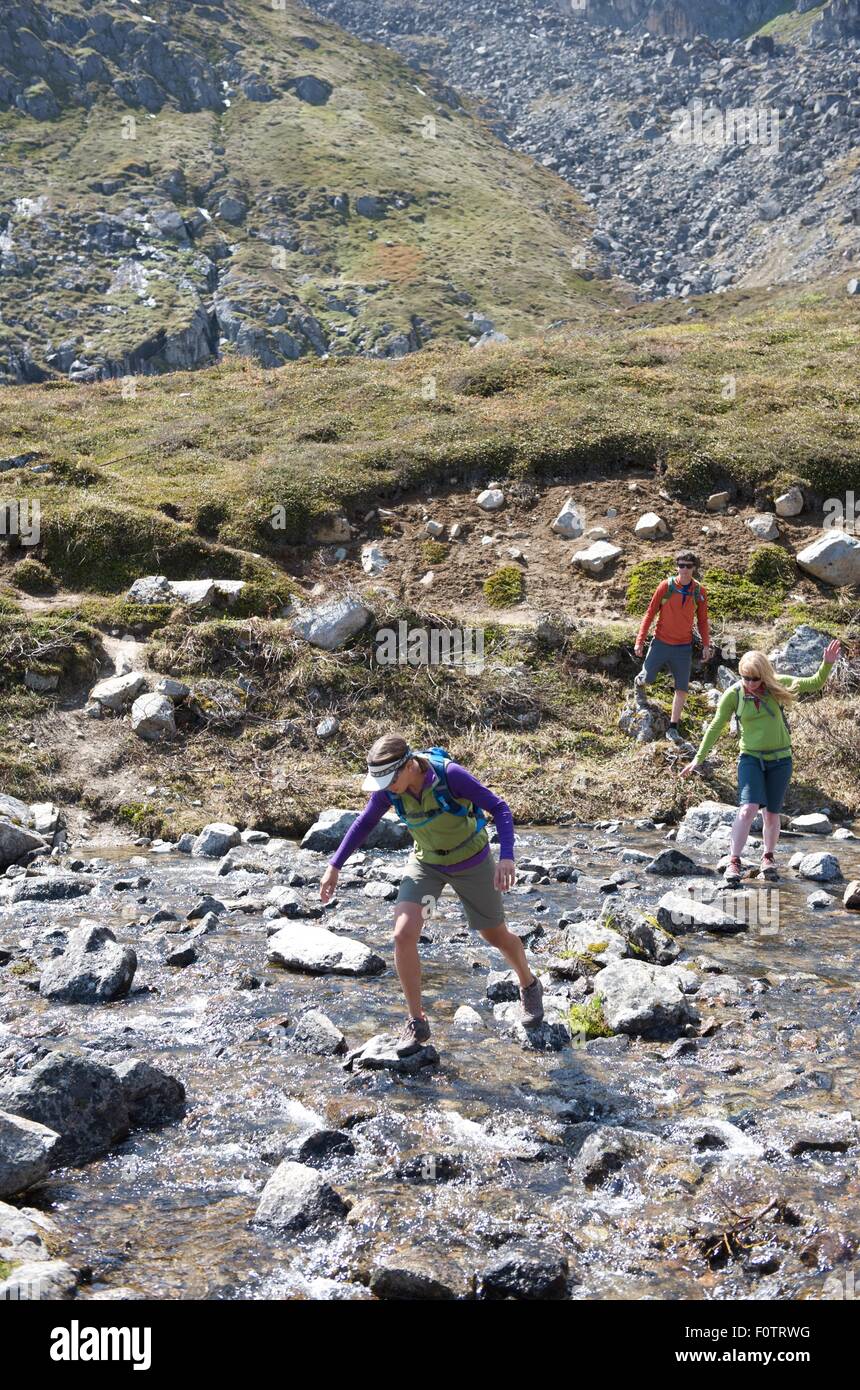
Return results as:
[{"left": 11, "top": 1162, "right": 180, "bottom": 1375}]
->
[{"left": 1, "top": 822, "right": 858, "bottom": 1301}]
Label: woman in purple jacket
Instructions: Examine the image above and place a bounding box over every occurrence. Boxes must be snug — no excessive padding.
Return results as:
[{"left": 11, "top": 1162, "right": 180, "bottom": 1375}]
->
[{"left": 320, "top": 733, "right": 543, "bottom": 1055}]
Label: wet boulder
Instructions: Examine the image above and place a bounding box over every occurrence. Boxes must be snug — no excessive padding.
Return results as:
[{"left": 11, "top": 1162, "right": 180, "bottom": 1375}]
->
[
  {"left": 598, "top": 900, "right": 680, "bottom": 964},
  {"left": 289, "top": 1009, "right": 346, "bottom": 1056},
  {"left": 493, "top": 1006, "right": 570, "bottom": 1051},
  {"left": 342, "top": 1032, "right": 439, "bottom": 1074},
  {"left": 574, "top": 1126, "right": 659, "bottom": 1187},
  {"left": 645, "top": 847, "right": 702, "bottom": 876},
  {"left": 369, "top": 1250, "right": 473, "bottom": 1301},
  {"left": 254, "top": 1160, "right": 349, "bottom": 1232},
  {"left": 0, "top": 1052, "right": 130, "bottom": 1166},
  {"left": 593, "top": 959, "right": 700, "bottom": 1040},
  {"left": 191, "top": 823, "right": 241, "bottom": 857},
  {"left": 0, "top": 820, "right": 48, "bottom": 870},
  {"left": 790, "top": 813, "right": 832, "bottom": 835},
  {"left": 301, "top": 807, "right": 409, "bottom": 852},
  {"left": 112, "top": 1060, "right": 186, "bottom": 1128},
  {"left": 10, "top": 874, "right": 92, "bottom": 903},
  {"left": 0, "top": 1259, "right": 78, "bottom": 1301},
  {"left": 267, "top": 922, "right": 385, "bottom": 976},
  {"left": 0, "top": 1110, "right": 62, "bottom": 1198},
  {"left": 477, "top": 1248, "right": 569, "bottom": 1300},
  {"left": 843, "top": 881, "right": 860, "bottom": 910},
  {"left": 39, "top": 924, "right": 137, "bottom": 1003},
  {"left": 656, "top": 892, "right": 746, "bottom": 935}
]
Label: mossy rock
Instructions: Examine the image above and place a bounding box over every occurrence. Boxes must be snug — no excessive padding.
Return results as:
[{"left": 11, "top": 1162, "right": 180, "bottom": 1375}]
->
[
  {"left": 12, "top": 557, "right": 56, "bottom": 595},
  {"left": 566, "top": 995, "right": 613, "bottom": 1040},
  {"left": 484, "top": 566, "right": 524, "bottom": 608},
  {"left": 745, "top": 544, "right": 796, "bottom": 590}
]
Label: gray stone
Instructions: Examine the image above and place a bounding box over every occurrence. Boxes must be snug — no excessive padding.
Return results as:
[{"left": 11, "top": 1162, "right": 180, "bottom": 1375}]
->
[
  {"left": 363, "top": 879, "right": 397, "bottom": 900},
  {"left": 593, "top": 959, "right": 700, "bottom": 1039},
  {"left": 843, "top": 881, "right": 860, "bottom": 910},
  {"left": 634, "top": 511, "right": 668, "bottom": 539},
  {"left": 0, "top": 1052, "right": 130, "bottom": 1166},
  {"left": 790, "top": 813, "right": 832, "bottom": 835},
  {"left": 292, "top": 596, "right": 371, "bottom": 650},
  {"left": 301, "top": 807, "right": 409, "bottom": 853},
  {"left": 89, "top": 672, "right": 147, "bottom": 711},
  {"left": 112, "top": 1060, "right": 185, "bottom": 1127},
  {"left": 571, "top": 540, "right": 622, "bottom": 574},
  {"left": 267, "top": 922, "right": 385, "bottom": 976},
  {"left": 477, "top": 1248, "right": 569, "bottom": 1300},
  {"left": 192, "top": 822, "right": 240, "bottom": 857},
  {"left": 0, "top": 820, "right": 47, "bottom": 871},
  {"left": 40, "top": 924, "right": 136, "bottom": 1003},
  {"left": 769, "top": 626, "right": 833, "bottom": 676},
  {"left": 746, "top": 513, "right": 780, "bottom": 541},
  {"left": 477, "top": 488, "right": 505, "bottom": 511},
  {"left": 10, "top": 875, "right": 92, "bottom": 903},
  {"left": 796, "top": 852, "right": 842, "bottom": 882},
  {"left": 290, "top": 1009, "right": 346, "bottom": 1056},
  {"left": 342, "top": 1032, "right": 439, "bottom": 1074},
  {"left": 550, "top": 497, "right": 585, "bottom": 538},
  {"left": 254, "top": 1160, "right": 348, "bottom": 1231},
  {"left": 656, "top": 891, "right": 746, "bottom": 935},
  {"left": 0, "top": 1259, "right": 78, "bottom": 1300},
  {"left": 645, "top": 847, "right": 702, "bottom": 876},
  {"left": 797, "top": 533, "right": 860, "bottom": 587},
  {"left": 0, "top": 1110, "right": 62, "bottom": 1198},
  {"left": 131, "top": 693, "right": 176, "bottom": 741}
]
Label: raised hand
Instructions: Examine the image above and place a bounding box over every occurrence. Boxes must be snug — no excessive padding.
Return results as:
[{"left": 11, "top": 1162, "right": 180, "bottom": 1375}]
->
[{"left": 824, "top": 638, "right": 841, "bottom": 665}]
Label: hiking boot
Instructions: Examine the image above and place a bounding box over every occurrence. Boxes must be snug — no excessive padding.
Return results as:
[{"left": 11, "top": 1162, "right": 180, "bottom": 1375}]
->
[
  {"left": 395, "top": 1015, "right": 431, "bottom": 1057},
  {"left": 723, "top": 856, "right": 743, "bottom": 887},
  {"left": 520, "top": 975, "right": 544, "bottom": 1028},
  {"left": 665, "top": 725, "right": 684, "bottom": 745},
  {"left": 633, "top": 676, "right": 649, "bottom": 709},
  {"left": 759, "top": 852, "right": 779, "bottom": 882}
]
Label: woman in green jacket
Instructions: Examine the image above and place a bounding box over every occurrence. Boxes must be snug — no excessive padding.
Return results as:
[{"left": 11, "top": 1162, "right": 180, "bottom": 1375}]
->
[{"left": 681, "top": 639, "right": 841, "bottom": 884}]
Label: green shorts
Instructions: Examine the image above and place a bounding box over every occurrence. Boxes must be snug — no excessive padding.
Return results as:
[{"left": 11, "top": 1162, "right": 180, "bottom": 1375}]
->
[{"left": 395, "top": 851, "right": 505, "bottom": 935}]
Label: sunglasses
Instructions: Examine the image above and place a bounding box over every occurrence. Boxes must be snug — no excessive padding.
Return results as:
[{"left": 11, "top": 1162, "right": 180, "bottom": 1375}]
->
[{"left": 676, "top": 563, "right": 694, "bottom": 570}]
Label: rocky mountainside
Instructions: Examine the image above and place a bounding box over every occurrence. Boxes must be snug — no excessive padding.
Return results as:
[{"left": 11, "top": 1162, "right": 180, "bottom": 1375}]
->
[
  {"left": 308, "top": 0, "right": 860, "bottom": 298},
  {"left": 0, "top": 0, "right": 608, "bottom": 384}
]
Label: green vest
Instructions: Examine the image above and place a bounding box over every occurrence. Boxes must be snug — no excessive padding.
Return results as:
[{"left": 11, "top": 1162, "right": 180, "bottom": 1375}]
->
[{"left": 396, "top": 772, "right": 489, "bottom": 866}]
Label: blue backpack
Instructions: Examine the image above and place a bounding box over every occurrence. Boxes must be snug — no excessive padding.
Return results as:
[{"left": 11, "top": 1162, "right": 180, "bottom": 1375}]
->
[{"left": 385, "top": 746, "right": 488, "bottom": 834}]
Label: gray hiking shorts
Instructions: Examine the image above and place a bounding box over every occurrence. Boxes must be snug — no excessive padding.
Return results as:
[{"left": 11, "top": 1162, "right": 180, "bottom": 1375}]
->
[
  {"left": 396, "top": 851, "right": 505, "bottom": 934},
  {"left": 641, "top": 637, "right": 692, "bottom": 692}
]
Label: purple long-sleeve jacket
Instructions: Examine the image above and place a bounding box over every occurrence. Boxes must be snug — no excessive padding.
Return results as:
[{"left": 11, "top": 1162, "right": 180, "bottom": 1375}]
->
[{"left": 328, "top": 762, "right": 515, "bottom": 872}]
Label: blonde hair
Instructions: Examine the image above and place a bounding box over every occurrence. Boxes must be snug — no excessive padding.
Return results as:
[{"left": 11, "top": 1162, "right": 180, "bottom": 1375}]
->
[
  {"left": 738, "top": 650, "right": 796, "bottom": 707},
  {"left": 366, "top": 734, "right": 429, "bottom": 773}
]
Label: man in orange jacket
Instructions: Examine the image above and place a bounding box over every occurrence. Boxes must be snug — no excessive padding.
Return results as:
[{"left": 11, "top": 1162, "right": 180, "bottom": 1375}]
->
[{"left": 633, "top": 551, "right": 713, "bottom": 744}]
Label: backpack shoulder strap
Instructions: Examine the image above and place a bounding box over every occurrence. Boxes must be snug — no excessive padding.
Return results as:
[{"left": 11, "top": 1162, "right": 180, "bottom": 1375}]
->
[{"left": 659, "top": 578, "right": 675, "bottom": 607}]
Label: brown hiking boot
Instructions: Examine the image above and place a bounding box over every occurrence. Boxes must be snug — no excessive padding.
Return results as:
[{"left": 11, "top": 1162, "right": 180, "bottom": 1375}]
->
[
  {"left": 395, "top": 1015, "right": 431, "bottom": 1057},
  {"left": 520, "top": 975, "right": 544, "bottom": 1027}
]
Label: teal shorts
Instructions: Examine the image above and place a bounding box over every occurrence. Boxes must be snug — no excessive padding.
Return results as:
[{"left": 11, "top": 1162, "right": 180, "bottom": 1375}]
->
[
  {"left": 395, "top": 851, "right": 505, "bottom": 934},
  {"left": 738, "top": 754, "right": 793, "bottom": 814}
]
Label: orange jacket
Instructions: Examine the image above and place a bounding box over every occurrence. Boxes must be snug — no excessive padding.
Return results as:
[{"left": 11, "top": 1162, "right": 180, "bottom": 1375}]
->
[{"left": 637, "top": 578, "right": 710, "bottom": 648}]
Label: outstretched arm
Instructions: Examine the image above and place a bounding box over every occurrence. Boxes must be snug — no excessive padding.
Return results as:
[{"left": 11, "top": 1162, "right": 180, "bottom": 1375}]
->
[{"left": 681, "top": 686, "right": 736, "bottom": 774}]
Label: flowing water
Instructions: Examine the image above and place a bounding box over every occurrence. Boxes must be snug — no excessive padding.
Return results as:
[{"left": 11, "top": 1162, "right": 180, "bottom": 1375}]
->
[{"left": 2, "top": 821, "right": 858, "bottom": 1301}]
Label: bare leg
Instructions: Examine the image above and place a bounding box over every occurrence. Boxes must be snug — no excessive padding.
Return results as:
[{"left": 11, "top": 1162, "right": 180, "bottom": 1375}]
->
[
  {"left": 730, "top": 803, "right": 760, "bottom": 859},
  {"left": 762, "top": 809, "right": 781, "bottom": 856},
  {"left": 671, "top": 688, "right": 688, "bottom": 724},
  {"left": 479, "top": 923, "right": 534, "bottom": 988},
  {"left": 393, "top": 904, "right": 426, "bottom": 1019}
]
